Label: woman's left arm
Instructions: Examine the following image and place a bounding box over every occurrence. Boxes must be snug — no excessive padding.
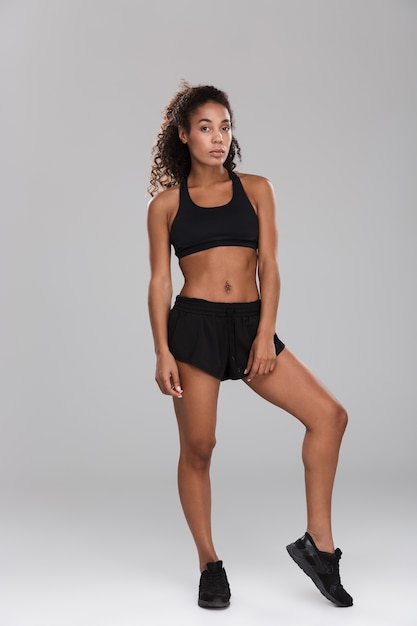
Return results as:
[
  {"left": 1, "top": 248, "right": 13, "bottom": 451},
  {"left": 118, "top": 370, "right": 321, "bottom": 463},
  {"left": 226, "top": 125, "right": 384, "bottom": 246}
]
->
[{"left": 244, "top": 176, "right": 280, "bottom": 380}]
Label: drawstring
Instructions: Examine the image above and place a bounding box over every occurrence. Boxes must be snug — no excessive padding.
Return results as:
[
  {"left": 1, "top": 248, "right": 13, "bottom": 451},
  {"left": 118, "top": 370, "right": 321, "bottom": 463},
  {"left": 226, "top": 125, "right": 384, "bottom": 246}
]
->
[{"left": 226, "top": 307, "right": 239, "bottom": 374}]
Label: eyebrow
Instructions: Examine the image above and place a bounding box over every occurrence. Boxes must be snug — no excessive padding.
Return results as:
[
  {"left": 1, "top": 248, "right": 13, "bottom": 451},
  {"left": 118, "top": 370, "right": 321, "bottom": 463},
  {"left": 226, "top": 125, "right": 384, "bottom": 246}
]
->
[{"left": 197, "top": 118, "right": 231, "bottom": 124}]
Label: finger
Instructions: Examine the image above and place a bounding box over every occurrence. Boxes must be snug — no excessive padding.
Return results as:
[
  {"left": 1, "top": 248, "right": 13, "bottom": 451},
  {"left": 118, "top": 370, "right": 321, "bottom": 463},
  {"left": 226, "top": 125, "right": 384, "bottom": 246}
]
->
[
  {"left": 170, "top": 381, "right": 183, "bottom": 398},
  {"left": 155, "top": 370, "right": 175, "bottom": 395},
  {"left": 158, "top": 375, "right": 174, "bottom": 395},
  {"left": 245, "top": 357, "right": 260, "bottom": 382},
  {"left": 170, "top": 369, "right": 183, "bottom": 397},
  {"left": 266, "top": 360, "right": 274, "bottom": 374},
  {"left": 244, "top": 352, "right": 254, "bottom": 378},
  {"left": 258, "top": 360, "right": 274, "bottom": 376},
  {"left": 243, "top": 350, "right": 255, "bottom": 375}
]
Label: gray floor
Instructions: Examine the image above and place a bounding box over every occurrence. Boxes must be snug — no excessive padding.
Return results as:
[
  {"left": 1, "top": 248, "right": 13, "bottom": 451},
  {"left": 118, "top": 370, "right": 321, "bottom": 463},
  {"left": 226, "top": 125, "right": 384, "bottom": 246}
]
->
[{"left": 2, "top": 476, "right": 415, "bottom": 626}]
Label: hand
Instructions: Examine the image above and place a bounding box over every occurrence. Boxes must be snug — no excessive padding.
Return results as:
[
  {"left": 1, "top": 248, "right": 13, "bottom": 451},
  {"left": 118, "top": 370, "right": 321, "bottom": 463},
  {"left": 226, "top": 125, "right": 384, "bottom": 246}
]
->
[
  {"left": 155, "top": 352, "right": 183, "bottom": 398},
  {"left": 244, "top": 334, "right": 277, "bottom": 382}
]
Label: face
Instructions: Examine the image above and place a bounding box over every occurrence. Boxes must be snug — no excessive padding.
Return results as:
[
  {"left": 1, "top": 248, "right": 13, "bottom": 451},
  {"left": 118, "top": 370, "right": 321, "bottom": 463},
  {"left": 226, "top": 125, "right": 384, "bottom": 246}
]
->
[{"left": 179, "top": 101, "right": 232, "bottom": 167}]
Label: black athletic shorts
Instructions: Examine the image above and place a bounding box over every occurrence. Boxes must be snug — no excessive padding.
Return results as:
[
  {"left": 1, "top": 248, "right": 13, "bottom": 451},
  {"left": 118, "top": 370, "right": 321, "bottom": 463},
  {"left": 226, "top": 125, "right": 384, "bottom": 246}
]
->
[{"left": 168, "top": 296, "right": 285, "bottom": 381}]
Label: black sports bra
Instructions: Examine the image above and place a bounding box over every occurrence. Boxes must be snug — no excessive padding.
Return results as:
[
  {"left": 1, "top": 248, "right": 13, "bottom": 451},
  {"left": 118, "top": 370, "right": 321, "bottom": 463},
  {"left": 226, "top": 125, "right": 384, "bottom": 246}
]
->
[{"left": 170, "top": 171, "right": 259, "bottom": 259}]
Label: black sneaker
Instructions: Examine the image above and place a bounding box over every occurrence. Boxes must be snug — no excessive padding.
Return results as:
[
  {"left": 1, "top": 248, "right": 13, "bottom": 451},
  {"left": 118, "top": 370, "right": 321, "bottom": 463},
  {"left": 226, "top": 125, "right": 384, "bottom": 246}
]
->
[
  {"left": 198, "top": 560, "right": 231, "bottom": 609},
  {"left": 286, "top": 532, "right": 353, "bottom": 607}
]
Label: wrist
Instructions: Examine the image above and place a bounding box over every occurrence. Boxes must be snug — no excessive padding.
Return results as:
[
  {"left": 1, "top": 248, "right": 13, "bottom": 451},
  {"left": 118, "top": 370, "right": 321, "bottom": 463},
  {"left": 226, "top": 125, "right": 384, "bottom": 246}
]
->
[
  {"left": 256, "top": 327, "right": 275, "bottom": 339},
  {"left": 155, "top": 345, "right": 171, "bottom": 357}
]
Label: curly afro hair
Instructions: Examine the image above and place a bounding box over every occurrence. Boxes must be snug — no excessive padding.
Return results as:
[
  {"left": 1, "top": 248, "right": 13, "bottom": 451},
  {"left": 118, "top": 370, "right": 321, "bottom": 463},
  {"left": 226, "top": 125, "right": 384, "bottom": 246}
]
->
[{"left": 147, "top": 81, "right": 242, "bottom": 197}]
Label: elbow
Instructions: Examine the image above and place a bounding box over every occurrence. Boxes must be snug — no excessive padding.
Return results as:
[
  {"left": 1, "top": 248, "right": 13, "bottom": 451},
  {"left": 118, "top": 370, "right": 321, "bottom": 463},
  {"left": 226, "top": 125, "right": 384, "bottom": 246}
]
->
[
  {"left": 148, "top": 277, "right": 173, "bottom": 300},
  {"left": 258, "top": 258, "right": 280, "bottom": 284}
]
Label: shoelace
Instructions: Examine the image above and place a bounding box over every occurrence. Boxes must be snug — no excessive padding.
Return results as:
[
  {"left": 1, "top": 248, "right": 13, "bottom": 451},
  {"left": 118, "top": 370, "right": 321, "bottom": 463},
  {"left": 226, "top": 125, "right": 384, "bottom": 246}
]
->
[
  {"left": 322, "top": 551, "right": 344, "bottom": 586},
  {"left": 316, "top": 548, "right": 341, "bottom": 573}
]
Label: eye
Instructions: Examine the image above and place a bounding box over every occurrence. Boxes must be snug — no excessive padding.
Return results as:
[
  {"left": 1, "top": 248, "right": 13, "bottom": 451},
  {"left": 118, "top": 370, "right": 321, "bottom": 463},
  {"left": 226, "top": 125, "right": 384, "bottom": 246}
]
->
[
  {"left": 200, "top": 126, "right": 210, "bottom": 132},
  {"left": 222, "top": 125, "right": 231, "bottom": 132}
]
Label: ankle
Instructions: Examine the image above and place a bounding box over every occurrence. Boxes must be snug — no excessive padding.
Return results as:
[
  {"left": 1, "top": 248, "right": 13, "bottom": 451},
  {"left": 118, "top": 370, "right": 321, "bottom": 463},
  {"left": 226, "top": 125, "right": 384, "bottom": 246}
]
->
[
  {"left": 199, "top": 555, "right": 219, "bottom": 573},
  {"left": 306, "top": 529, "right": 335, "bottom": 553}
]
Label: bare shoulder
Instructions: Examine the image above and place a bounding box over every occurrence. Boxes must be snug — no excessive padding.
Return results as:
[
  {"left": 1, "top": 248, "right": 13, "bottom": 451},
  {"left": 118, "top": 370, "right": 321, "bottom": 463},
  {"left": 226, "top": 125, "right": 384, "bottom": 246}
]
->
[
  {"left": 147, "top": 185, "right": 180, "bottom": 221},
  {"left": 236, "top": 171, "right": 272, "bottom": 186},
  {"left": 234, "top": 171, "right": 276, "bottom": 210}
]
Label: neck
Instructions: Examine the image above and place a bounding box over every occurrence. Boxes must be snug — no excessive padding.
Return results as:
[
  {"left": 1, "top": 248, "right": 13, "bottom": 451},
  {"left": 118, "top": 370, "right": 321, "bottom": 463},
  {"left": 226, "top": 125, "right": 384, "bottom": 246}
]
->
[{"left": 187, "top": 164, "right": 229, "bottom": 187}]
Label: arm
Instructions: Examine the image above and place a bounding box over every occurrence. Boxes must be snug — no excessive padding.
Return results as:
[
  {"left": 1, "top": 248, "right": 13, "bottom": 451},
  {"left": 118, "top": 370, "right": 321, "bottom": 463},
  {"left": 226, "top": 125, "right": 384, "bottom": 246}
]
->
[
  {"left": 147, "top": 192, "right": 183, "bottom": 398},
  {"left": 244, "top": 177, "right": 281, "bottom": 380}
]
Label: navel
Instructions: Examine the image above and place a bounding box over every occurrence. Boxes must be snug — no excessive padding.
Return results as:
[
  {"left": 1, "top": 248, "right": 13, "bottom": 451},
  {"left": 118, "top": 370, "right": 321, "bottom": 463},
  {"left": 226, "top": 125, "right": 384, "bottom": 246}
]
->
[{"left": 225, "top": 280, "right": 232, "bottom": 294}]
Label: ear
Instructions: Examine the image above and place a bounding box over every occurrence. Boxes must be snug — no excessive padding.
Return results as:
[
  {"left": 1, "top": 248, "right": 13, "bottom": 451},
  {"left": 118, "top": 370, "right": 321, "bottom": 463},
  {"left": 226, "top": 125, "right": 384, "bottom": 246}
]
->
[{"left": 178, "top": 127, "right": 188, "bottom": 144}]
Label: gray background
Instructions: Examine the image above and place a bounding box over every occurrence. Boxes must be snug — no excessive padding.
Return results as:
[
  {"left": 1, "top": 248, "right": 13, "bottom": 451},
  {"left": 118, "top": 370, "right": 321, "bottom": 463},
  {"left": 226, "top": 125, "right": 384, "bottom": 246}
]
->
[{"left": 1, "top": 1, "right": 416, "bottom": 625}]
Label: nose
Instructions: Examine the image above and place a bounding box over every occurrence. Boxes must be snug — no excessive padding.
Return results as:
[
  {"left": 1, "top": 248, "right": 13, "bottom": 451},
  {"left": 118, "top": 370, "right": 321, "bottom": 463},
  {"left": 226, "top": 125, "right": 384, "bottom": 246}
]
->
[{"left": 213, "top": 130, "right": 223, "bottom": 143}]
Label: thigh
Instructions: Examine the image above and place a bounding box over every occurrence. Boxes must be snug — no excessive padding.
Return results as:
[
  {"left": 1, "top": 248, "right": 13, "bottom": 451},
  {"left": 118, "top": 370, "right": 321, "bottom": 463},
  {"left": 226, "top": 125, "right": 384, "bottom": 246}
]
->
[
  {"left": 243, "top": 348, "right": 343, "bottom": 430},
  {"left": 173, "top": 361, "right": 222, "bottom": 445}
]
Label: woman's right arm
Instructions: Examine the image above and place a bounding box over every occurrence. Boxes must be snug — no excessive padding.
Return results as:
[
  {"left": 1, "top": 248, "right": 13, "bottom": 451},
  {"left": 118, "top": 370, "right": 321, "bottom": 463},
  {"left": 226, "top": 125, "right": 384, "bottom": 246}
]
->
[{"left": 147, "top": 192, "right": 183, "bottom": 398}]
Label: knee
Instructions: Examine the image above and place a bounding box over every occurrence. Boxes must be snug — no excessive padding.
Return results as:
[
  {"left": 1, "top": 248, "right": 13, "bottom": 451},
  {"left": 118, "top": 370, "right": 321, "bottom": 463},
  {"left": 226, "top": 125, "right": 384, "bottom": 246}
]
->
[
  {"left": 183, "top": 436, "right": 216, "bottom": 470},
  {"left": 330, "top": 402, "right": 348, "bottom": 436}
]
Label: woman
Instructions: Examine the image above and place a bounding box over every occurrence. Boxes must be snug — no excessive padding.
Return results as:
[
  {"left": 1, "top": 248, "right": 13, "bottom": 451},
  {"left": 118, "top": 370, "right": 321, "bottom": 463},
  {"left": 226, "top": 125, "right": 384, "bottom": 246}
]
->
[{"left": 146, "top": 82, "right": 353, "bottom": 609}]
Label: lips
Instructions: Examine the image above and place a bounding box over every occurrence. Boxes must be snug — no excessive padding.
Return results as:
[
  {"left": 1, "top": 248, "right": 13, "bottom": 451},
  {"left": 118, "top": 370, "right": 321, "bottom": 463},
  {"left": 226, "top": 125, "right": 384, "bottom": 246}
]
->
[{"left": 209, "top": 149, "right": 225, "bottom": 156}]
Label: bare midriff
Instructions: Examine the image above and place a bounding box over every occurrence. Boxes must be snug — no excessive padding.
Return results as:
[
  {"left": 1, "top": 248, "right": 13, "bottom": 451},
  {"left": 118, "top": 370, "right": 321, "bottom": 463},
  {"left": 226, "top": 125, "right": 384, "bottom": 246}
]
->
[{"left": 178, "top": 246, "right": 259, "bottom": 302}]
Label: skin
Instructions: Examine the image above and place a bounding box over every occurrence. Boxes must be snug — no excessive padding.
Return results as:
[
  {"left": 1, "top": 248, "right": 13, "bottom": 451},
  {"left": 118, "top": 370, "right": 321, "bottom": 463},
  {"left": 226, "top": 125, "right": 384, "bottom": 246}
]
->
[{"left": 147, "top": 101, "right": 348, "bottom": 572}]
